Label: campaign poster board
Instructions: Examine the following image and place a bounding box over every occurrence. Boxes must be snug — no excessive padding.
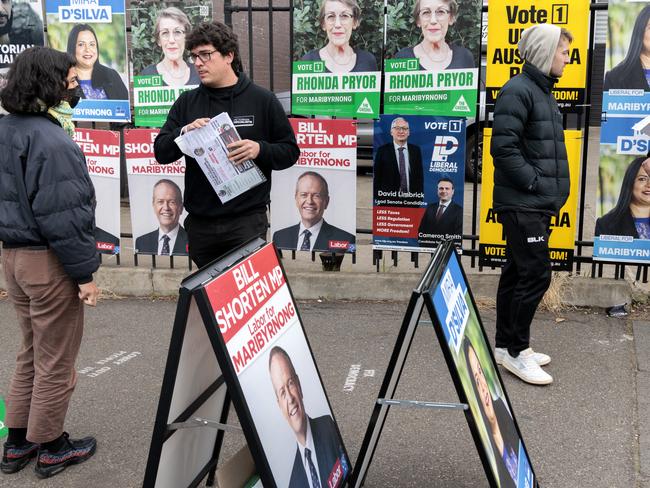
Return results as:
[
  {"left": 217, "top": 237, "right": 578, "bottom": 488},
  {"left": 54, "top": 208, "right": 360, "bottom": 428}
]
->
[
  {"left": 291, "top": 0, "right": 382, "bottom": 117},
  {"left": 372, "top": 114, "right": 465, "bottom": 252},
  {"left": 478, "top": 128, "right": 582, "bottom": 270},
  {"left": 200, "top": 243, "right": 350, "bottom": 488},
  {"left": 45, "top": 0, "right": 130, "bottom": 122},
  {"left": 485, "top": 0, "right": 590, "bottom": 112},
  {"left": 73, "top": 128, "right": 121, "bottom": 254},
  {"left": 144, "top": 278, "right": 230, "bottom": 488},
  {"left": 426, "top": 243, "right": 537, "bottom": 488},
  {"left": 594, "top": 0, "right": 650, "bottom": 263},
  {"left": 0, "top": 0, "right": 45, "bottom": 70},
  {"left": 271, "top": 118, "right": 357, "bottom": 253},
  {"left": 0, "top": 397, "right": 7, "bottom": 439},
  {"left": 130, "top": 0, "right": 212, "bottom": 127},
  {"left": 124, "top": 128, "right": 188, "bottom": 256},
  {"left": 382, "top": 0, "right": 480, "bottom": 116}
]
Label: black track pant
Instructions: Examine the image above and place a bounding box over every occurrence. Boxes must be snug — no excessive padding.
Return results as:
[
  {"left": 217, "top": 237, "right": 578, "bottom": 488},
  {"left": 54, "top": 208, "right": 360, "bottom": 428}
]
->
[
  {"left": 495, "top": 211, "right": 552, "bottom": 357},
  {"left": 185, "top": 211, "right": 268, "bottom": 268}
]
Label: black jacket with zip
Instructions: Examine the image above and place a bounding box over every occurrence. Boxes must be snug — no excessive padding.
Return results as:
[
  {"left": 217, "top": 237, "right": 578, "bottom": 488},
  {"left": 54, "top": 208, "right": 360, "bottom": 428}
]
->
[
  {"left": 154, "top": 73, "right": 299, "bottom": 219},
  {"left": 490, "top": 62, "right": 570, "bottom": 215}
]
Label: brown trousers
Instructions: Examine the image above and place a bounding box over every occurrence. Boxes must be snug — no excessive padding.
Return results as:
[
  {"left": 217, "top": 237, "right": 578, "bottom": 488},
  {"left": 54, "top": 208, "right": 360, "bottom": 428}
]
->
[{"left": 2, "top": 248, "right": 84, "bottom": 444}]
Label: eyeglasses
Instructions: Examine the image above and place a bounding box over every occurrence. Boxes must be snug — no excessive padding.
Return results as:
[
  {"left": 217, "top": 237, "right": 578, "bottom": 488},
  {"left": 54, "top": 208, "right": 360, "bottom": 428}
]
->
[
  {"left": 323, "top": 12, "right": 354, "bottom": 25},
  {"left": 159, "top": 29, "right": 185, "bottom": 40},
  {"left": 393, "top": 126, "right": 409, "bottom": 131},
  {"left": 189, "top": 49, "right": 219, "bottom": 64},
  {"left": 418, "top": 8, "right": 451, "bottom": 21}
]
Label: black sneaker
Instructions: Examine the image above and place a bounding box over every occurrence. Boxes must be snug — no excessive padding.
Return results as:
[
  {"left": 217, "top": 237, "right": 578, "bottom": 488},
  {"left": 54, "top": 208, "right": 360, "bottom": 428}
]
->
[
  {"left": 34, "top": 433, "right": 96, "bottom": 479},
  {"left": 1, "top": 441, "right": 39, "bottom": 474}
]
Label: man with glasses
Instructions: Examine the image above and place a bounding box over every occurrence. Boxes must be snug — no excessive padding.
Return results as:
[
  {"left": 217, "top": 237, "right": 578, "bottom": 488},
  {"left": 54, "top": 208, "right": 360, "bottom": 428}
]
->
[
  {"left": 154, "top": 21, "right": 299, "bottom": 268},
  {"left": 373, "top": 117, "right": 424, "bottom": 198}
]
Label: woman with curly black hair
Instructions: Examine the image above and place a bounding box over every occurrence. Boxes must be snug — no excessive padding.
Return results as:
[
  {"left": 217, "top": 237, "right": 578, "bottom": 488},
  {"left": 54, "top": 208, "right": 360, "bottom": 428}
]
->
[{"left": 0, "top": 46, "right": 99, "bottom": 479}]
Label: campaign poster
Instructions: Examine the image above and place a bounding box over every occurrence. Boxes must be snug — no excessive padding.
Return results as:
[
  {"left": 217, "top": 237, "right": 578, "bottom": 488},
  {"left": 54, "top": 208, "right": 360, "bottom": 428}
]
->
[
  {"left": 478, "top": 128, "right": 582, "bottom": 270},
  {"left": 382, "top": 0, "right": 480, "bottom": 116},
  {"left": 429, "top": 248, "right": 536, "bottom": 488},
  {"left": 130, "top": 0, "right": 211, "bottom": 127},
  {"left": 291, "top": 0, "right": 382, "bottom": 117},
  {"left": 594, "top": 0, "right": 650, "bottom": 263},
  {"left": 271, "top": 118, "right": 357, "bottom": 253},
  {"left": 0, "top": 0, "right": 45, "bottom": 70},
  {"left": 485, "top": 0, "right": 590, "bottom": 112},
  {"left": 73, "top": 128, "right": 121, "bottom": 255},
  {"left": 45, "top": 0, "right": 130, "bottom": 122},
  {"left": 124, "top": 129, "right": 188, "bottom": 256},
  {"left": 203, "top": 243, "right": 350, "bottom": 487},
  {"left": 372, "top": 114, "right": 465, "bottom": 252}
]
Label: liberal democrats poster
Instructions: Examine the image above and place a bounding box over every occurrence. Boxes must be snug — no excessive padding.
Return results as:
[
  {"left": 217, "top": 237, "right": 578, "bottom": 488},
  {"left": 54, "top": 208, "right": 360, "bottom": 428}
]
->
[
  {"left": 372, "top": 114, "right": 465, "bottom": 252},
  {"left": 45, "top": 0, "right": 130, "bottom": 122},
  {"left": 429, "top": 247, "right": 537, "bottom": 488}
]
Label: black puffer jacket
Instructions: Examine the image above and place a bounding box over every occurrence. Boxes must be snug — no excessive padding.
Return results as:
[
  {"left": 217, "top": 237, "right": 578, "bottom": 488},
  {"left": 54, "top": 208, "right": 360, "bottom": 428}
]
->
[
  {"left": 0, "top": 114, "right": 99, "bottom": 283},
  {"left": 491, "top": 62, "right": 570, "bottom": 214}
]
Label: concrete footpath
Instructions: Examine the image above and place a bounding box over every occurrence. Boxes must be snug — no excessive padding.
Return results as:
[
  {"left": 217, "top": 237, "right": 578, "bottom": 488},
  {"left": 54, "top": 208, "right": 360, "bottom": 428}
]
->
[{"left": 0, "top": 298, "right": 648, "bottom": 487}]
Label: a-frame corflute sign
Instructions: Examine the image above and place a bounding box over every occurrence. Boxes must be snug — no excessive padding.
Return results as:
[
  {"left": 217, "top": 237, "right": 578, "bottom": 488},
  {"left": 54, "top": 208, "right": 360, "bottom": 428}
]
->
[
  {"left": 144, "top": 239, "right": 350, "bottom": 488},
  {"left": 352, "top": 240, "right": 539, "bottom": 488}
]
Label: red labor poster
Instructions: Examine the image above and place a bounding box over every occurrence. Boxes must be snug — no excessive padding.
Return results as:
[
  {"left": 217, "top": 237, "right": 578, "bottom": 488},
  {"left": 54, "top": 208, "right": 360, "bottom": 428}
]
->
[
  {"left": 73, "top": 128, "right": 121, "bottom": 255},
  {"left": 203, "top": 243, "right": 350, "bottom": 487},
  {"left": 124, "top": 128, "right": 188, "bottom": 256},
  {"left": 271, "top": 118, "right": 357, "bottom": 253}
]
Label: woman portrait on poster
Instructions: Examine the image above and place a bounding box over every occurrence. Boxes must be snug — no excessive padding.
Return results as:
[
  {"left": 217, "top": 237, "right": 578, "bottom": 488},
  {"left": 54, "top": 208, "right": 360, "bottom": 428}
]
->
[
  {"left": 603, "top": 5, "right": 650, "bottom": 91},
  {"left": 300, "top": 0, "right": 378, "bottom": 73},
  {"left": 66, "top": 24, "right": 128, "bottom": 100},
  {"left": 595, "top": 157, "right": 650, "bottom": 239},
  {"left": 395, "top": 0, "right": 474, "bottom": 71},
  {"left": 463, "top": 338, "right": 518, "bottom": 488},
  {"left": 139, "top": 7, "right": 200, "bottom": 87}
]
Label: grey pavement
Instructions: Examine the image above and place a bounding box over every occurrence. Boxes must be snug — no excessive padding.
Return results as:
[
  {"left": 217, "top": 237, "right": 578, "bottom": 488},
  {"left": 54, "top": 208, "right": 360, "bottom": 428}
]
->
[{"left": 0, "top": 296, "right": 648, "bottom": 487}]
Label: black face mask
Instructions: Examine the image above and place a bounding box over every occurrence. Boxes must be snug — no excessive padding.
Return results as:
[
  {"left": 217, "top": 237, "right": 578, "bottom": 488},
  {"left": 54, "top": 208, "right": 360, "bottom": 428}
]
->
[{"left": 66, "top": 86, "right": 83, "bottom": 108}]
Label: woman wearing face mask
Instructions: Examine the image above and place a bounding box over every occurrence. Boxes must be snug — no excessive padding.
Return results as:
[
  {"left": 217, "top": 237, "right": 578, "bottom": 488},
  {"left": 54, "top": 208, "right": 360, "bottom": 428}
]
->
[
  {"left": 140, "top": 7, "right": 199, "bottom": 87},
  {"left": 595, "top": 157, "right": 650, "bottom": 238},
  {"left": 300, "top": 0, "right": 377, "bottom": 73},
  {"left": 0, "top": 46, "right": 100, "bottom": 479},
  {"left": 66, "top": 23, "right": 128, "bottom": 100},
  {"left": 395, "top": 0, "right": 474, "bottom": 71},
  {"left": 604, "top": 5, "right": 650, "bottom": 91}
]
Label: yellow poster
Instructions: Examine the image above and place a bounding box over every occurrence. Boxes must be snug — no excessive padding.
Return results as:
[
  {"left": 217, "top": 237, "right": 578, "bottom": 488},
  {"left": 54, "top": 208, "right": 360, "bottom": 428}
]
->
[
  {"left": 479, "top": 128, "right": 582, "bottom": 270},
  {"left": 485, "top": 0, "right": 590, "bottom": 111}
]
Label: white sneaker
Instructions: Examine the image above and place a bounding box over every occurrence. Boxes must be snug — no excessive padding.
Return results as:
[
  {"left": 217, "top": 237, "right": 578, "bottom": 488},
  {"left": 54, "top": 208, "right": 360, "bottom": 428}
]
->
[
  {"left": 495, "top": 347, "right": 551, "bottom": 366},
  {"left": 501, "top": 348, "right": 553, "bottom": 385}
]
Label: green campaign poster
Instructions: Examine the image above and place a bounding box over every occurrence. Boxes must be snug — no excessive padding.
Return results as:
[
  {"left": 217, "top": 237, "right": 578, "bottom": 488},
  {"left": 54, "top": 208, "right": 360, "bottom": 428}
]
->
[
  {"left": 292, "top": 0, "right": 383, "bottom": 117},
  {"left": 383, "top": 0, "right": 482, "bottom": 116},
  {"left": 130, "top": 0, "right": 212, "bottom": 127}
]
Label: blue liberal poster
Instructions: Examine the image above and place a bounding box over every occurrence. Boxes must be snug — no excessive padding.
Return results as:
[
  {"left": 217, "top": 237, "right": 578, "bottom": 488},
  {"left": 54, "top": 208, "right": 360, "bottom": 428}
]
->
[
  {"left": 595, "top": 0, "right": 650, "bottom": 263},
  {"left": 372, "top": 114, "right": 465, "bottom": 252},
  {"left": 431, "top": 250, "right": 536, "bottom": 488},
  {"left": 45, "top": 0, "right": 130, "bottom": 122}
]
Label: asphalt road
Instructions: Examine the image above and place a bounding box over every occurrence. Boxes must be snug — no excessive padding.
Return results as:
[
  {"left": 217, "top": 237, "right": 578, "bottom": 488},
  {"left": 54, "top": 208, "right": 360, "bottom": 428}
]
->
[{"left": 0, "top": 297, "right": 645, "bottom": 488}]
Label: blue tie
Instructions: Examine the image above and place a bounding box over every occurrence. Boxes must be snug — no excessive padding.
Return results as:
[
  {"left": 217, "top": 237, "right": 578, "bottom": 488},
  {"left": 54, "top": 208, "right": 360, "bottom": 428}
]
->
[
  {"left": 305, "top": 447, "right": 321, "bottom": 488},
  {"left": 300, "top": 229, "right": 312, "bottom": 251}
]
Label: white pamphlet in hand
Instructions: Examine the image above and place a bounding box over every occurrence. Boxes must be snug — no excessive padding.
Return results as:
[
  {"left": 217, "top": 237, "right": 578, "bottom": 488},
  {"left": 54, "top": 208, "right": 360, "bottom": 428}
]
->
[{"left": 174, "top": 113, "right": 266, "bottom": 203}]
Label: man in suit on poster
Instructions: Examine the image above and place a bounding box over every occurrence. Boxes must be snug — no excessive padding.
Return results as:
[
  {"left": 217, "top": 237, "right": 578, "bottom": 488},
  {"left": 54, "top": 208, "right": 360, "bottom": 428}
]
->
[
  {"left": 418, "top": 178, "right": 463, "bottom": 243},
  {"left": 135, "top": 179, "right": 188, "bottom": 255},
  {"left": 373, "top": 117, "right": 424, "bottom": 197},
  {"left": 268, "top": 346, "right": 347, "bottom": 488},
  {"left": 273, "top": 171, "right": 355, "bottom": 252}
]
